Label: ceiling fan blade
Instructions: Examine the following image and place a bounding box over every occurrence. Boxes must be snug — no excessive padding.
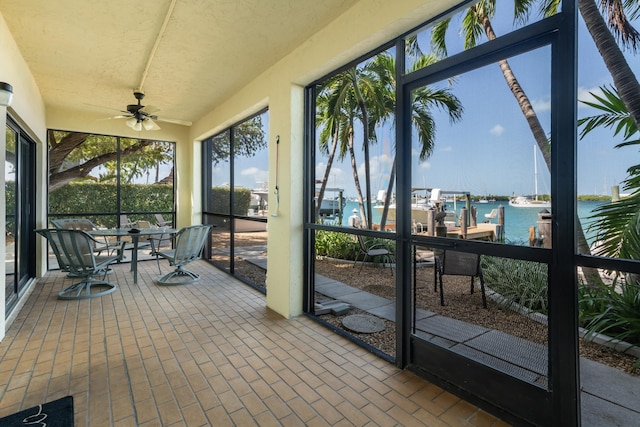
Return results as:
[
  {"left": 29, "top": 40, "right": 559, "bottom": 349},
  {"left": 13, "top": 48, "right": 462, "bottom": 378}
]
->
[
  {"left": 142, "top": 105, "right": 160, "bottom": 114},
  {"left": 97, "top": 114, "right": 131, "bottom": 121},
  {"left": 155, "top": 116, "right": 193, "bottom": 126}
]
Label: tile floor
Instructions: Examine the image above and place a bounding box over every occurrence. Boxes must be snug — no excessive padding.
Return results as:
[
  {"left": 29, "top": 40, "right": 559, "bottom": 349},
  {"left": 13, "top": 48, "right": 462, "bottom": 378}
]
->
[{"left": 0, "top": 260, "right": 509, "bottom": 426}]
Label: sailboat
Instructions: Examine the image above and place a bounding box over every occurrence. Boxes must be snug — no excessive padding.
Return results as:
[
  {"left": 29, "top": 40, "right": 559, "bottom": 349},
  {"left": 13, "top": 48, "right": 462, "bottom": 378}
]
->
[{"left": 509, "top": 145, "right": 551, "bottom": 209}]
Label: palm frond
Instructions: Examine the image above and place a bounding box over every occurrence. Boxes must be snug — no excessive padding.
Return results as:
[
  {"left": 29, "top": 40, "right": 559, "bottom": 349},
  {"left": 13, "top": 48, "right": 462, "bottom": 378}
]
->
[{"left": 578, "top": 85, "right": 637, "bottom": 140}]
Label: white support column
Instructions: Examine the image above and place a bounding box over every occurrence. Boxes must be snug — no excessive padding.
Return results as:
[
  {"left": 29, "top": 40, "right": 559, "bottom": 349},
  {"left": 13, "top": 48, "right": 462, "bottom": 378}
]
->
[{"left": 265, "top": 84, "right": 304, "bottom": 318}]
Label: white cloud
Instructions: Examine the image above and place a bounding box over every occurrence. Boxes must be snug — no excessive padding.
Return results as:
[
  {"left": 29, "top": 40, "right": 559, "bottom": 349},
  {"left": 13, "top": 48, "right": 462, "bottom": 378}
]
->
[
  {"left": 490, "top": 124, "right": 505, "bottom": 136},
  {"left": 578, "top": 86, "right": 604, "bottom": 107},
  {"left": 532, "top": 98, "right": 551, "bottom": 112},
  {"left": 239, "top": 167, "right": 268, "bottom": 185},
  {"left": 419, "top": 161, "right": 431, "bottom": 169},
  {"left": 241, "top": 167, "right": 261, "bottom": 176},
  {"left": 439, "top": 146, "right": 453, "bottom": 152}
]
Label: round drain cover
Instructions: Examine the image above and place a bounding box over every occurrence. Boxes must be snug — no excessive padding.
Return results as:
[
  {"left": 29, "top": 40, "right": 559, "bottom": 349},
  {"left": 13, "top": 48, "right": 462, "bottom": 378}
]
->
[{"left": 342, "top": 314, "right": 385, "bottom": 333}]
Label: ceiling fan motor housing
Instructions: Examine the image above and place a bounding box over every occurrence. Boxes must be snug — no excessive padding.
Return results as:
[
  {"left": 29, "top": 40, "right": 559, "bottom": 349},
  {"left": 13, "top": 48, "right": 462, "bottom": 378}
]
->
[{"left": 127, "top": 90, "right": 146, "bottom": 117}]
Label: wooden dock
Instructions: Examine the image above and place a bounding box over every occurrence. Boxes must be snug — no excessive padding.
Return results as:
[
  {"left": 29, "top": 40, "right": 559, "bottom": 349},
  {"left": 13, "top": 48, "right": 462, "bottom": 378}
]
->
[{"left": 446, "top": 223, "right": 499, "bottom": 241}]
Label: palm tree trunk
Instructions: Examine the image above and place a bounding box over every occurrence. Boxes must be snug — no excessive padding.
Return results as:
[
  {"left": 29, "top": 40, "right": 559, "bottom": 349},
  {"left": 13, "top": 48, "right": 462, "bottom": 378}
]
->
[
  {"left": 380, "top": 156, "right": 396, "bottom": 230},
  {"left": 579, "top": 0, "right": 640, "bottom": 132},
  {"left": 315, "top": 129, "right": 340, "bottom": 220},
  {"left": 350, "top": 70, "right": 374, "bottom": 229},
  {"left": 479, "top": 8, "right": 602, "bottom": 285},
  {"left": 348, "top": 133, "right": 367, "bottom": 227}
]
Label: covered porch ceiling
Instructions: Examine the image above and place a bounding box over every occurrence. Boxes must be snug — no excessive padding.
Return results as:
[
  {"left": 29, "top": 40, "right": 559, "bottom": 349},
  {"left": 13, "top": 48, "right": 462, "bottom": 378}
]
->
[{"left": 0, "top": 0, "right": 359, "bottom": 129}]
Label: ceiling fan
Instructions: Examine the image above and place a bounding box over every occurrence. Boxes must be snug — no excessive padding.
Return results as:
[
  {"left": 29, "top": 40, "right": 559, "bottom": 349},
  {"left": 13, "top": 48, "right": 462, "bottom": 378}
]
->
[{"left": 110, "top": 90, "right": 192, "bottom": 131}]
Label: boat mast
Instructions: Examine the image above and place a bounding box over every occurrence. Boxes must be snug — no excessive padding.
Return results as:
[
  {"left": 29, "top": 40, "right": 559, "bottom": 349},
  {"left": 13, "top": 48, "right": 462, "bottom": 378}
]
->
[{"left": 533, "top": 144, "right": 538, "bottom": 201}]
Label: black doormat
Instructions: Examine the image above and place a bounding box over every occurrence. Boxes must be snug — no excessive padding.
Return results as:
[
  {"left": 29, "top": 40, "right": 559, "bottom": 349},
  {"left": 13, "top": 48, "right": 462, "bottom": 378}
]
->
[{"left": 0, "top": 396, "right": 74, "bottom": 426}]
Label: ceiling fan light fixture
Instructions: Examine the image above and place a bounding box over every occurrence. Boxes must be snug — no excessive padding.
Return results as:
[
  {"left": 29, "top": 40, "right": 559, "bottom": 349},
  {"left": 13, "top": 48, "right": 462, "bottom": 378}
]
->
[
  {"left": 142, "top": 119, "right": 156, "bottom": 131},
  {"left": 125, "top": 117, "right": 138, "bottom": 129},
  {"left": 132, "top": 121, "right": 143, "bottom": 132}
]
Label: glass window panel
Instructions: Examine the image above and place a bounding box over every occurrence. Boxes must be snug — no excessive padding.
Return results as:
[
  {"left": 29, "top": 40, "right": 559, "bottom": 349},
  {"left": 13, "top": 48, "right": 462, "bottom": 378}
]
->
[
  {"left": 48, "top": 132, "right": 119, "bottom": 221},
  {"left": 314, "top": 49, "right": 396, "bottom": 231},
  {"left": 5, "top": 126, "right": 16, "bottom": 301},
  {"left": 412, "top": 248, "right": 550, "bottom": 388},
  {"left": 208, "top": 131, "right": 231, "bottom": 215},
  {"left": 208, "top": 215, "right": 231, "bottom": 271},
  {"left": 576, "top": 9, "right": 640, "bottom": 261},
  {"left": 232, "top": 112, "right": 269, "bottom": 286},
  {"left": 410, "top": 46, "right": 552, "bottom": 246},
  {"left": 314, "top": 230, "right": 396, "bottom": 357},
  {"left": 120, "top": 139, "right": 174, "bottom": 218},
  {"left": 578, "top": 270, "right": 640, "bottom": 374},
  {"left": 204, "top": 111, "right": 269, "bottom": 288},
  {"left": 406, "top": 0, "right": 556, "bottom": 73}
]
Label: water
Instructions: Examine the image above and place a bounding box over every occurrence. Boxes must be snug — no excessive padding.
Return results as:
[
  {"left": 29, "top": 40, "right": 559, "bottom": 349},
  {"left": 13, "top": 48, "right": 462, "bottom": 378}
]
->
[{"left": 338, "top": 200, "right": 604, "bottom": 245}]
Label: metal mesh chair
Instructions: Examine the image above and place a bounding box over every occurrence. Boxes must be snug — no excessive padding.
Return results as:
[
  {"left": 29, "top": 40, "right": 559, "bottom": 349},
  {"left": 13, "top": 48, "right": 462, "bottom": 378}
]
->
[
  {"left": 353, "top": 234, "right": 395, "bottom": 275},
  {"left": 434, "top": 250, "right": 487, "bottom": 308},
  {"left": 51, "top": 218, "right": 111, "bottom": 255},
  {"left": 155, "top": 225, "right": 213, "bottom": 285},
  {"left": 37, "top": 228, "right": 124, "bottom": 300}
]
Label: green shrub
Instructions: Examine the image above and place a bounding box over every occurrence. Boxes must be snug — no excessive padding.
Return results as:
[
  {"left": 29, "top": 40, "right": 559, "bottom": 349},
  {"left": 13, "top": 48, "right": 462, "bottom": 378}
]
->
[
  {"left": 315, "top": 231, "right": 395, "bottom": 262},
  {"left": 208, "top": 187, "right": 252, "bottom": 215},
  {"left": 579, "top": 280, "right": 640, "bottom": 348},
  {"left": 315, "top": 231, "right": 359, "bottom": 259},
  {"left": 481, "top": 256, "right": 549, "bottom": 313}
]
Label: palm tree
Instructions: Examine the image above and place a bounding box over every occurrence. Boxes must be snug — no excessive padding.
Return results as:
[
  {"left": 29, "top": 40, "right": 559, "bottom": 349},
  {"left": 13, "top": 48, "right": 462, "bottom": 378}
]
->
[
  {"left": 364, "top": 52, "right": 463, "bottom": 230},
  {"left": 315, "top": 79, "right": 343, "bottom": 220},
  {"left": 315, "top": 69, "right": 372, "bottom": 227},
  {"left": 315, "top": 58, "right": 390, "bottom": 228}
]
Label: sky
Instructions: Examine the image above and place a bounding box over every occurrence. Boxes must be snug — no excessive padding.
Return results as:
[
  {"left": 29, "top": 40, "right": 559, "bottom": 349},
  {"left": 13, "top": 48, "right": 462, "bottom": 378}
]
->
[{"left": 314, "top": 3, "right": 640, "bottom": 199}]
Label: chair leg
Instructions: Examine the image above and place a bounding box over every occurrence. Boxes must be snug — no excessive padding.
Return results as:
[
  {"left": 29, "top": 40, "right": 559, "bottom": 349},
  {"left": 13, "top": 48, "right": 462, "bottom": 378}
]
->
[
  {"left": 439, "top": 270, "right": 445, "bottom": 306},
  {"left": 58, "top": 277, "right": 116, "bottom": 300},
  {"left": 433, "top": 257, "right": 440, "bottom": 293},
  {"left": 156, "top": 266, "right": 200, "bottom": 285},
  {"left": 479, "top": 271, "right": 487, "bottom": 308}
]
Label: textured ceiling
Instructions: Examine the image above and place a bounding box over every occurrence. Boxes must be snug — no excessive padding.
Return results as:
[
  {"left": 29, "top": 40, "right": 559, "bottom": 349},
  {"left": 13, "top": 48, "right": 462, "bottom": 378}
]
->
[{"left": 1, "top": 0, "right": 358, "bottom": 127}]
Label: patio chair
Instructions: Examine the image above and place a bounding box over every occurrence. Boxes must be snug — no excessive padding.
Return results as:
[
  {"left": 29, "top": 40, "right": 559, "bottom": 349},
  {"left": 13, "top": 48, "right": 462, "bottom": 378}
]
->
[
  {"left": 51, "top": 218, "right": 111, "bottom": 255},
  {"left": 155, "top": 224, "right": 213, "bottom": 285},
  {"left": 434, "top": 250, "right": 487, "bottom": 308},
  {"left": 155, "top": 214, "right": 171, "bottom": 227},
  {"left": 353, "top": 234, "right": 395, "bottom": 275},
  {"left": 36, "top": 228, "right": 124, "bottom": 300},
  {"left": 120, "top": 215, "right": 135, "bottom": 228},
  {"left": 484, "top": 208, "right": 498, "bottom": 223}
]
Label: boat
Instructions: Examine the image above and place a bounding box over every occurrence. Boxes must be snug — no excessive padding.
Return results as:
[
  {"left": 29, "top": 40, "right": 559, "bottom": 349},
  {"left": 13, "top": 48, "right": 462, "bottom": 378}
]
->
[
  {"left": 250, "top": 182, "right": 269, "bottom": 212},
  {"left": 509, "top": 195, "right": 551, "bottom": 209},
  {"left": 315, "top": 185, "right": 345, "bottom": 217},
  {"left": 510, "top": 145, "right": 551, "bottom": 209},
  {"left": 373, "top": 188, "right": 459, "bottom": 228},
  {"left": 317, "top": 197, "right": 345, "bottom": 216}
]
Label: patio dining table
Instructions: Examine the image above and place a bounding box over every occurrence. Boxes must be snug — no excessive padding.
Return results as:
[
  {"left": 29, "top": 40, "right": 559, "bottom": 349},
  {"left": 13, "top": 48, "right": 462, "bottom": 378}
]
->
[{"left": 90, "top": 227, "right": 177, "bottom": 284}]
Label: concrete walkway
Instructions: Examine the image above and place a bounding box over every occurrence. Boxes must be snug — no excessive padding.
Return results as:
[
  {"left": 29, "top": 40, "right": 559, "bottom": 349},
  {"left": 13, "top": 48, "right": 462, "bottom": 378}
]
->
[{"left": 315, "top": 273, "right": 640, "bottom": 426}]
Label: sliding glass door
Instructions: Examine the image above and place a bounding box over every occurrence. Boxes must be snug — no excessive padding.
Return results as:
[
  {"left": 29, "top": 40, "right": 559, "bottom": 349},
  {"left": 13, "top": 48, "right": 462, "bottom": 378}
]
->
[{"left": 5, "top": 118, "right": 36, "bottom": 314}]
